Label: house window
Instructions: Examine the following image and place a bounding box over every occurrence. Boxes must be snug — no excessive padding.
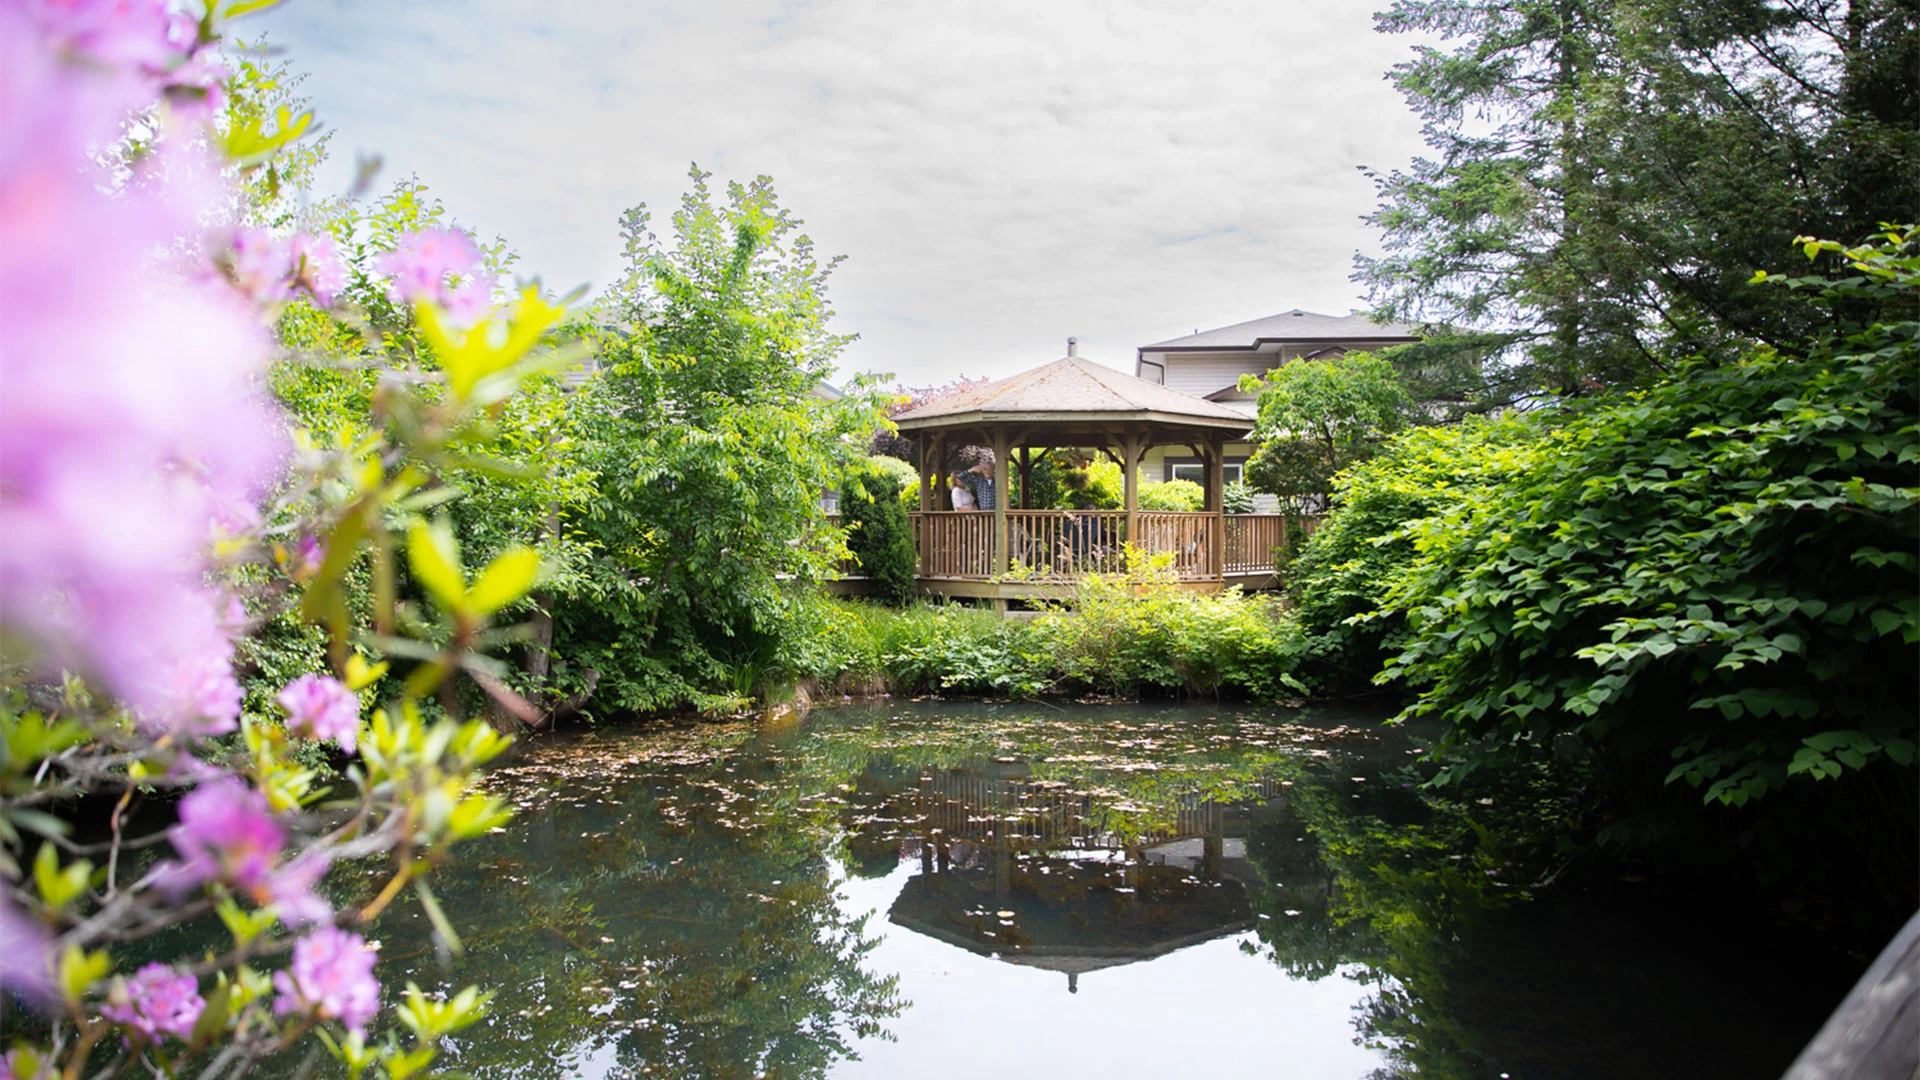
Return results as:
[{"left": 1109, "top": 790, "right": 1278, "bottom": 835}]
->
[{"left": 1164, "top": 459, "right": 1244, "bottom": 485}]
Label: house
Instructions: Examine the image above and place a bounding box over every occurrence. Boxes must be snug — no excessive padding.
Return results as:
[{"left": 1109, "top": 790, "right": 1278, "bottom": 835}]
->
[{"left": 1133, "top": 309, "right": 1420, "bottom": 487}]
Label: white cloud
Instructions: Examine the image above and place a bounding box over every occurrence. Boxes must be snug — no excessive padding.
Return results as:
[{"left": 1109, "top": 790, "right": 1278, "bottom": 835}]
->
[{"left": 258, "top": 0, "right": 1429, "bottom": 384}]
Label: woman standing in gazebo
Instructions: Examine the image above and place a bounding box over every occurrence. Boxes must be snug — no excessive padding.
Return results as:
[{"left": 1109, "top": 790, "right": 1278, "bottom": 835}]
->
[{"left": 949, "top": 473, "right": 977, "bottom": 511}]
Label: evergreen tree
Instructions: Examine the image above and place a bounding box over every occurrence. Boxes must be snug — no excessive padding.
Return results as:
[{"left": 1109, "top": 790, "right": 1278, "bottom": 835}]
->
[{"left": 1362, "top": 0, "right": 1920, "bottom": 403}]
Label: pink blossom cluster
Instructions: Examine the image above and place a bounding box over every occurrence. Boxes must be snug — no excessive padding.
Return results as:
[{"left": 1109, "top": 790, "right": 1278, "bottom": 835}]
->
[
  {"left": 226, "top": 227, "right": 349, "bottom": 308},
  {"left": 102, "top": 963, "right": 205, "bottom": 1044},
  {"left": 0, "top": 896, "right": 53, "bottom": 1009},
  {"left": 273, "top": 927, "right": 381, "bottom": 1037},
  {"left": 157, "top": 779, "right": 330, "bottom": 924},
  {"left": 23, "top": 0, "right": 228, "bottom": 123},
  {"left": 375, "top": 227, "right": 495, "bottom": 326},
  {"left": 277, "top": 673, "right": 361, "bottom": 752},
  {"left": 0, "top": 4, "right": 284, "bottom": 730}
]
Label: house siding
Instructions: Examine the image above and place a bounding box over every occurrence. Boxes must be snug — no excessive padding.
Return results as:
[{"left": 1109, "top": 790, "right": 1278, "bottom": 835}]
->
[{"left": 1140, "top": 339, "right": 1414, "bottom": 400}]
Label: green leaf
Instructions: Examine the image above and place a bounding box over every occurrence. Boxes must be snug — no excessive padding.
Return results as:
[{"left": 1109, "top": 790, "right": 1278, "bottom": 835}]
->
[
  {"left": 406, "top": 519, "right": 468, "bottom": 611},
  {"left": 466, "top": 547, "right": 541, "bottom": 615},
  {"left": 58, "top": 945, "right": 110, "bottom": 1004}
]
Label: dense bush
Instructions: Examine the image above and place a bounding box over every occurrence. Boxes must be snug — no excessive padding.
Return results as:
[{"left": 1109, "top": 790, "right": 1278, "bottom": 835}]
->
[
  {"left": 1136, "top": 478, "right": 1204, "bottom": 511},
  {"left": 547, "top": 172, "right": 889, "bottom": 714},
  {"left": 1371, "top": 229, "right": 1919, "bottom": 909},
  {"left": 1036, "top": 556, "right": 1309, "bottom": 699},
  {"left": 1222, "top": 480, "right": 1257, "bottom": 514},
  {"left": 840, "top": 461, "right": 918, "bottom": 605},
  {"left": 1286, "top": 417, "right": 1535, "bottom": 688},
  {"left": 1381, "top": 231, "right": 1918, "bottom": 799},
  {"left": 801, "top": 556, "right": 1308, "bottom": 701}
]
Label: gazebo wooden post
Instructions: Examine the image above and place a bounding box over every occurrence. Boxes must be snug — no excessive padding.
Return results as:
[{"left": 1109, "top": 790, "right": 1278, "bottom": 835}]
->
[
  {"left": 916, "top": 433, "right": 933, "bottom": 513},
  {"left": 932, "top": 432, "right": 948, "bottom": 510},
  {"left": 1017, "top": 447, "right": 1033, "bottom": 510},
  {"left": 990, "top": 428, "right": 1011, "bottom": 609},
  {"left": 915, "top": 433, "right": 933, "bottom": 580},
  {"left": 1121, "top": 431, "right": 1143, "bottom": 559},
  {"left": 1203, "top": 435, "right": 1226, "bottom": 578}
]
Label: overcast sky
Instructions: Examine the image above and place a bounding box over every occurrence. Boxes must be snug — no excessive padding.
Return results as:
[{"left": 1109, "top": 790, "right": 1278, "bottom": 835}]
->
[{"left": 256, "top": 0, "right": 1432, "bottom": 386}]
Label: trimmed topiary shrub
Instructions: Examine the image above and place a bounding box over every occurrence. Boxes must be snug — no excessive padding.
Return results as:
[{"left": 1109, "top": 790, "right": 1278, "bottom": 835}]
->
[{"left": 841, "top": 460, "right": 919, "bottom": 605}]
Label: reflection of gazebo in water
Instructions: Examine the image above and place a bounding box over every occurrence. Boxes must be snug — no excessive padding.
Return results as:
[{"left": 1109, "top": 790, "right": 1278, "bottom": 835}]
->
[
  {"left": 886, "top": 763, "right": 1283, "bottom": 992},
  {"left": 884, "top": 341, "right": 1303, "bottom": 607}
]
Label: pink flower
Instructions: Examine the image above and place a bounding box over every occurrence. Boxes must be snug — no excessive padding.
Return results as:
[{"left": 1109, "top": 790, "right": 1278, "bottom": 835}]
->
[
  {"left": 159, "top": 54, "right": 227, "bottom": 125},
  {"left": 290, "top": 232, "right": 346, "bottom": 307},
  {"left": 291, "top": 534, "right": 325, "bottom": 579},
  {"left": 267, "top": 850, "right": 335, "bottom": 927},
  {"left": 102, "top": 963, "right": 203, "bottom": 1044},
  {"left": 272, "top": 928, "right": 379, "bottom": 1037},
  {"left": 159, "top": 779, "right": 284, "bottom": 898},
  {"left": 227, "top": 227, "right": 294, "bottom": 305},
  {"left": 168, "top": 641, "right": 242, "bottom": 737},
  {"left": 26, "top": 0, "right": 181, "bottom": 73},
  {"left": 0, "top": 896, "right": 54, "bottom": 1011},
  {"left": 376, "top": 228, "right": 488, "bottom": 320},
  {"left": 277, "top": 674, "right": 360, "bottom": 752},
  {"left": 225, "top": 229, "right": 346, "bottom": 308},
  {"left": 0, "top": 8, "right": 286, "bottom": 732}
]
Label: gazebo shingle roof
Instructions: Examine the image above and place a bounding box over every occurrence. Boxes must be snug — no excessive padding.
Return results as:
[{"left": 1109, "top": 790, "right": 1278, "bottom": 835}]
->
[{"left": 894, "top": 355, "right": 1251, "bottom": 431}]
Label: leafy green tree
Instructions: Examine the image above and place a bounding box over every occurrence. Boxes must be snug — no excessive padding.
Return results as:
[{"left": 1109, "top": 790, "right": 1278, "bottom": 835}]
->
[
  {"left": 1362, "top": 0, "right": 1920, "bottom": 402},
  {"left": 555, "top": 169, "right": 888, "bottom": 712},
  {"left": 841, "top": 461, "right": 918, "bottom": 605},
  {"left": 1243, "top": 353, "right": 1412, "bottom": 512}
]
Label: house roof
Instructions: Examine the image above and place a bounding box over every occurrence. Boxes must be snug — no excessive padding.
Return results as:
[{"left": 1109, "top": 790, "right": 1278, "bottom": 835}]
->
[
  {"left": 893, "top": 354, "right": 1252, "bottom": 433},
  {"left": 1141, "top": 309, "right": 1420, "bottom": 350}
]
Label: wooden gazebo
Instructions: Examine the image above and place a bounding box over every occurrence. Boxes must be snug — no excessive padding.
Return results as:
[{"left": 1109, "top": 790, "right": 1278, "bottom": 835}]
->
[{"left": 890, "top": 341, "right": 1288, "bottom": 604}]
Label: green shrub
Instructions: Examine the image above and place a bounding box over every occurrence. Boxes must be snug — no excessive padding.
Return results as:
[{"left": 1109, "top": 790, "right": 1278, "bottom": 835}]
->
[
  {"left": 1136, "top": 479, "right": 1204, "bottom": 511},
  {"left": 807, "top": 553, "right": 1309, "bottom": 701},
  {"left": 1222, "top": 481, "right": 1256, "bottom": 514},
  {"left": 840, "top": 460, "right": 918, "bottom": 605},
  {"left": 1030, "top": 552, "right": 1308, "bottom": 699},
  {"left": 1286, "top": 417, "right": 1536, "bottom": 688},
  {"left": 1052, "top": 456, "right": 1123, "bottom": 509},
  {"left": 1379, "top": 230, "right": 1920, "bottom": 814}
]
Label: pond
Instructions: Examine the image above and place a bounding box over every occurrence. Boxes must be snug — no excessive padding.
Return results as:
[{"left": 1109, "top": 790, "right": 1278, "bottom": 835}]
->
[{"left": 358, "top": 701, "right": 1858, "bottom": 1079}]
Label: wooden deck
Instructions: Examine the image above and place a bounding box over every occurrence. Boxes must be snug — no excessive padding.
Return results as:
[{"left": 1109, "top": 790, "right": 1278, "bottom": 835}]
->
[{"left": 828, "top": 512, "right": 1314, "bottom": 601}]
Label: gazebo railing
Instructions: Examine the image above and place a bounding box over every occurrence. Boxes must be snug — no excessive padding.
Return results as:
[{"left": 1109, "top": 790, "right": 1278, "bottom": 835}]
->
[
  {"left": 1223, "top": 513, "right": 1322, "bottom": 576},
  {"left": 1134, "top": 511, "right": 1219, "bottom": 581},
  {"left": 915, "top": 511, "right": 995, "bottom": 579},
  {"left": 1007, "top": 510, "right": 1129, "bottom": 580},
  {"left": 840, "top": 511, "right": 1319, "bottom": 586},
  {"left": 908, "top": 510, "right": 1230, "bottom": 583}
]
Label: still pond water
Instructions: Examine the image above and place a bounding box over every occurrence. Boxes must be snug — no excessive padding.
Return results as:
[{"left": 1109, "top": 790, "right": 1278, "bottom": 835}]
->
[{"left": 369, "top": 702, "right": 1854, "bottom": 1079}]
